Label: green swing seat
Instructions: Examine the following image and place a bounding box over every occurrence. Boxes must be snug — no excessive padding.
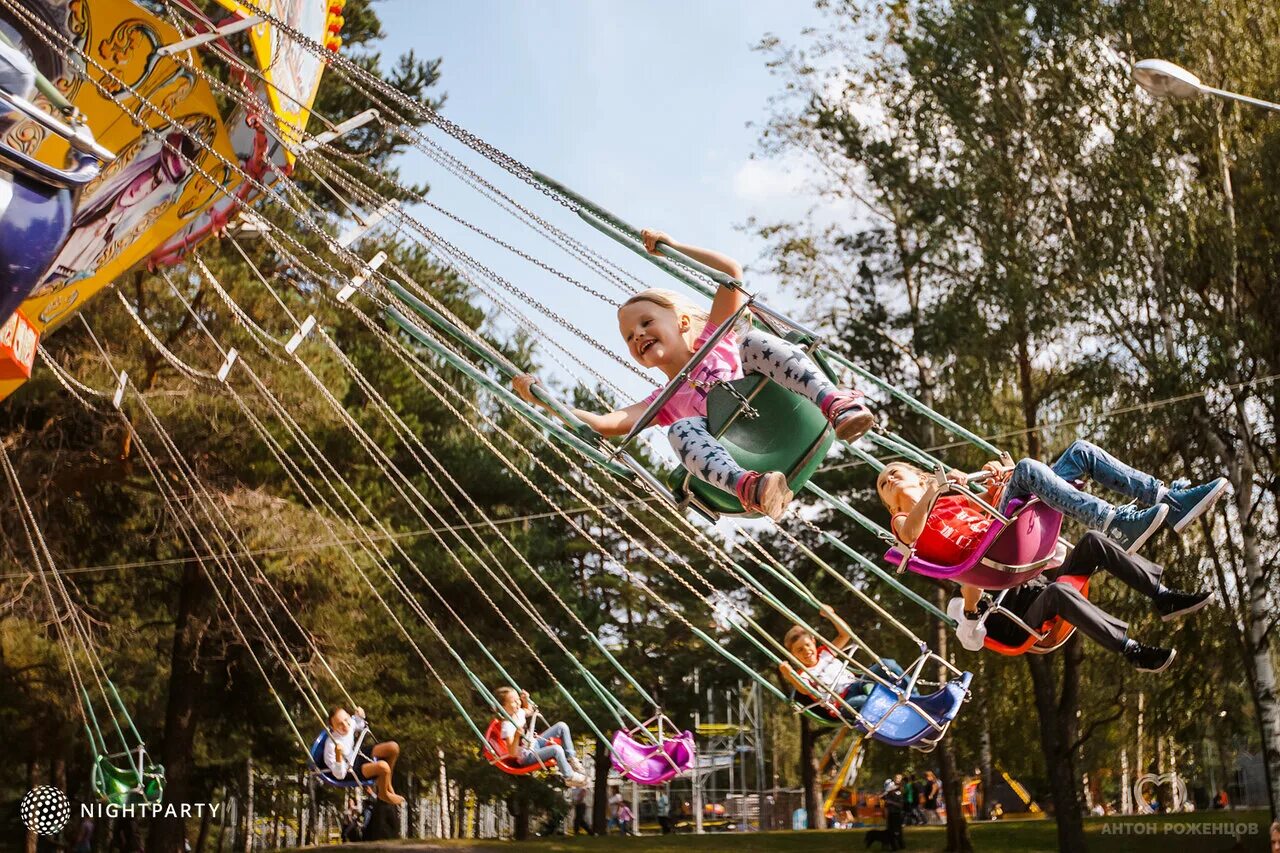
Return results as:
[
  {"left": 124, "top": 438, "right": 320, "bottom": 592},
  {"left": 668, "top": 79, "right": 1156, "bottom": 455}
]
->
[
  {"left": 666, "top": 365, "right": 835, "bottom": 518},
  {"left": 92, "top": 753, "right": 165, "bottom": 806}
]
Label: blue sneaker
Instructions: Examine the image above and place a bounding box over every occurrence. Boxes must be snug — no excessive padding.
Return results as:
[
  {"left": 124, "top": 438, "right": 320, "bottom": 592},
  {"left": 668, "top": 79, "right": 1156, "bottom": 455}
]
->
[
  {"left": 1104, "top": 504, "right": 1169, "bottom": 554},
  {"left": 1161, "top": 477, "right": 1229, "bottom": 533}
]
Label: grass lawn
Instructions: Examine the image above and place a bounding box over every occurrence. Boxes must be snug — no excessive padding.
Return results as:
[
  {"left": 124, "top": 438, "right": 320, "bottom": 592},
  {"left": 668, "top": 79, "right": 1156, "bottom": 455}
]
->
[{"left": 307, "top": 809, "right": 1273, "bottom": 852}]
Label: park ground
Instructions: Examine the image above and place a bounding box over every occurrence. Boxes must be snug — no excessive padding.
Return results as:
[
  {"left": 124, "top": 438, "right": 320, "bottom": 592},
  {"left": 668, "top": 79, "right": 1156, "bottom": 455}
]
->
[{"left": 306, "top": 809, "right": 1273, "bottom": 853}]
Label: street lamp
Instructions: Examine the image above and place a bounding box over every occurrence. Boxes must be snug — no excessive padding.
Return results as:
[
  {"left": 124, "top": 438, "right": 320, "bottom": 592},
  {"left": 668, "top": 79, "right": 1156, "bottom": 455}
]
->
[{"left": 1133, "top": 58, "right": 1280, "bottom": 112}]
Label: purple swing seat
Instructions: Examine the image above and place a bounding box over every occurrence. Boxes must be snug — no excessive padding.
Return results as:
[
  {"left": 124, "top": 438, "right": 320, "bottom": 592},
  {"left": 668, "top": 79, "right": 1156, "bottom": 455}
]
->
[
  {"left": 609, "top": 728, "right": 696, "bottom": 785},
  {"left": 885, "top": 497, "right": 1065, "bottom": 590}
]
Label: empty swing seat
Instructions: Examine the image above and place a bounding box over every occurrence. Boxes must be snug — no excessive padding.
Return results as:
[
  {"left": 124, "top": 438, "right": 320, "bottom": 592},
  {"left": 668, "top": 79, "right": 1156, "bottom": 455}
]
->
[
  {"left": 481, "top": 718, "right": 560, "bottom": 776},
  {"left": 857, "top": 671, "right": 973, "bottom": 750},
  {"left": 984, "top": 575, "right": 1090, "bottom": 657},
  {"left": 667, "top": 372, "right": 835, "bottom": 518},
  {"left": 92, "top": 753, "right": 165, "bottom": 806},
  {"left": 308, "top": 730, "right": 376, "bottom": 788},
  {"left": 884, "top": 497, "right": 1065, "bottom": 590},
  {"left": 610, "top": 728, "right": 696, "bottom": 785}
]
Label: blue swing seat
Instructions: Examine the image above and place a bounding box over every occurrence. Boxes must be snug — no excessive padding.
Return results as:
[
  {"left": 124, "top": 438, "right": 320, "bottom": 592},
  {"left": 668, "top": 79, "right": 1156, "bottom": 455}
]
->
[
  {"left": 308, "top": 730, "right": 376, "bottom": 788},
  {"left": 0, "top": 145, "right": 101, "bottom": 325},
  {"left": 857, "top": 671, "right": 972, "bottom": 750}
]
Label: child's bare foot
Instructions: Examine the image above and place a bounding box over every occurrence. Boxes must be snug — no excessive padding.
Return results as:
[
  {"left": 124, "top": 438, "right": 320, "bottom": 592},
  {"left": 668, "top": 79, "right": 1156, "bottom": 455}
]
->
[
  {"left": 382, "top": 792, "right": 405, "bottom": 806},
  {"left": 737, "top": 471, "right": 793, "bottom": 520}
]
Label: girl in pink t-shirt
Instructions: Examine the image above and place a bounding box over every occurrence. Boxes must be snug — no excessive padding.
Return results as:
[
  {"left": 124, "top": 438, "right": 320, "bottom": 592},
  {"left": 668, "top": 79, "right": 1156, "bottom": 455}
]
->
[{"left": 514, "top": 229, "right": 874, "bottom": 519}]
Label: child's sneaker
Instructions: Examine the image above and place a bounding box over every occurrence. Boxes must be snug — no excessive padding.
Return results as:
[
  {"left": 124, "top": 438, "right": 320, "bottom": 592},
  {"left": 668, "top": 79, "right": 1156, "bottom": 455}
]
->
[
  {"left": 568, "top": 755, "right": 585, "bottom": 775},
  {"left": 1104, "top": 504, "right": 1169, "bottom": 554},
  {"left": 1123, "top": 641, "right": 1177, "bottom": 673},
  {"left": 564, "top": 771, "right": 589, "bottom": 788},
  {"left": 821, "top": 390, "right": 876, "bottom": 442},
  {"left": 735, "top": 471, "right": 793, "bottom": 521},
  {"left": 1154, "top": 588, "right": 1213, "bottom": 622},
  {"left": 1161, "top": 477, "right": 1229, "bottom": 533}
]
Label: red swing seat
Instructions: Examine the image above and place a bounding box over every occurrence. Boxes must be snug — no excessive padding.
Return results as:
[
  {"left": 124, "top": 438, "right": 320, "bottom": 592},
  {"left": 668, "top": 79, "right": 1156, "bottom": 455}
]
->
[
  {"left": 884, "top": 496, "right": 1066, "bottom": 590},
  {"left": 983, "top": 575, "right": 1090, "bottom": 656},
  {"left": 482, "top": 719, "right": 561, "bottom": 776}
]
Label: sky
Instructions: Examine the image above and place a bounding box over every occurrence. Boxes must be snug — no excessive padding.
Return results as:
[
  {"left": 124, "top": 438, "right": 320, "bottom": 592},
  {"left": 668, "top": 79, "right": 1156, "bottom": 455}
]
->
[{"left": 371, "top": 0, "right": 834, "bottom": 412}]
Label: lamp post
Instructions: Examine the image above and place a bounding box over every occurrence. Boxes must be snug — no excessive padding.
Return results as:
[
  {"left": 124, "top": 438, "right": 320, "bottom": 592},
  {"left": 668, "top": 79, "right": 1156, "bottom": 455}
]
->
[{"left": 1132, "top": 58, "right": 1280, "bottom": 112}]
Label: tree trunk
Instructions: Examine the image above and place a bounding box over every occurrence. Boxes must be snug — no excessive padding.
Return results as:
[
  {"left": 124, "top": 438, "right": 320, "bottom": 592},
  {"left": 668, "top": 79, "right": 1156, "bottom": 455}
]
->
[
  {"left": 978, "top": 657, "right": 994, "bottom": 820},
  {"left": 591, "top": 734, "right": 610, "bottom": 831},
  {"left": 214, "top": 794, "right": 228, "bottom": 853},
  {"left": 1222, "top": 417, "right": 1280, "bottom": 819},
  {"left": 149, "top": 563, "right": 213, "bottom": 853},
  {"left": 194, "top": 798, "right": 212, "bottom": 853},
  {"left": 512, "top": 788, "right": 530, "bottom": 841},
  {"left": 1027, "top": 637, "right": 1088, "bottom": 853},
  {"left": 935, "top": 587, "right": 973, "bottom": 852},
  {"left": 242, "top": 759, "right": 254, "bottom": 853},
  {"left": 799, "top": 715, "right": 823, "bottom": 829},
  {"left": 25, "top": 759, "right": 39, "bottom": 853}
]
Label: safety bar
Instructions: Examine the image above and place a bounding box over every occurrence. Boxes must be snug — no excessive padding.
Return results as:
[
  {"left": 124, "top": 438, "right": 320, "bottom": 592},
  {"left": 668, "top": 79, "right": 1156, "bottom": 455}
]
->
[{"left": 0, "top": 90, "right": 115, "bottom": 162}]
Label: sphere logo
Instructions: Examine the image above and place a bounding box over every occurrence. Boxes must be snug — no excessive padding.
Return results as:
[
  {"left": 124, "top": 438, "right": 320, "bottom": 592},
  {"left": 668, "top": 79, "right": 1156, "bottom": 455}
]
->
[{"left": 20, "top": 786, "right": 71, "bottom": 836}]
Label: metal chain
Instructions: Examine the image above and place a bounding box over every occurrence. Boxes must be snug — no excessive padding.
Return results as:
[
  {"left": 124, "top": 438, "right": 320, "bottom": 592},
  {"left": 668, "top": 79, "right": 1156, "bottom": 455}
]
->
[{"left": 214, "top": 0, "right": 578, "bottom": 210}]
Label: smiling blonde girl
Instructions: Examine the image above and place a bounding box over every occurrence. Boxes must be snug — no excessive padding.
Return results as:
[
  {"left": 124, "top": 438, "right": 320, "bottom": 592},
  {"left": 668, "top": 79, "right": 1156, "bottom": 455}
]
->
[{"left": 514, "top": 229, "right": 873, "bottom": 519}]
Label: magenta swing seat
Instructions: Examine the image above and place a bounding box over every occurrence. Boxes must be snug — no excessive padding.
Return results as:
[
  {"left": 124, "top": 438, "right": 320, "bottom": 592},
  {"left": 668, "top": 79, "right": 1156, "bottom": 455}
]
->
[
  {"left": 610, "top": 726, "right": 696, "bottom": 785},
  {"left": 885, "top": 496, "right": 1065, "bottom": 591}
]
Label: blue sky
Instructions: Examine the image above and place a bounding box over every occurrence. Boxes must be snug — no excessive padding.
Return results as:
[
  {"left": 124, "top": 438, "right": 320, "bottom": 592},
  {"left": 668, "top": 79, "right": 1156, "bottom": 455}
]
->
[{"left": 372, "top": 0, "right": 832, "bottom": 406}]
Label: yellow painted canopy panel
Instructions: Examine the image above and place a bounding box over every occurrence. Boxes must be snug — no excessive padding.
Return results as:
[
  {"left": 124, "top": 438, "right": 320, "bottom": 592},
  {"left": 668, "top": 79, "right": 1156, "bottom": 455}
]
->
[
  {"left": 0, "top": 0, "right": 239, "bottom": 400},
  {"left": 213, "top": 0, "right": 331, "bottom": 156}
]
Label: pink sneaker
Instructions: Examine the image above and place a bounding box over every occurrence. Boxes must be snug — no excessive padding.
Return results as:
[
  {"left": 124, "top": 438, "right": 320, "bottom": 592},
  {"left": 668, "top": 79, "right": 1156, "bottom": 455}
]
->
[
  {"left": 821, "top": 390, "right": 875, "bottom": 442},
  {"left": 735, "top": 471, "right": 793, "bottom": 520}
]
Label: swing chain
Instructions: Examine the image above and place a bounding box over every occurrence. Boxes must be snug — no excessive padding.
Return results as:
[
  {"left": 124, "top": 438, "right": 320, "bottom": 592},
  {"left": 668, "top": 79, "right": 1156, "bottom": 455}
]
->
[{"left": 715, "top": 380, "right": 759, "bottom": 419}]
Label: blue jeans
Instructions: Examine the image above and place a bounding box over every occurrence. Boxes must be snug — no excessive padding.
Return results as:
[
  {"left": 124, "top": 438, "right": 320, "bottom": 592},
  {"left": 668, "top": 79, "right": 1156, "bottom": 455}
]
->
[
  {"left": 1000, "top": 440, "right": 1163, "bottom": 530},
  {"left": 840, "top": 658, "right": 905, "bottom": 716},
  {"left": 519, "top": 721, "right": 575, "bottom": 769}
]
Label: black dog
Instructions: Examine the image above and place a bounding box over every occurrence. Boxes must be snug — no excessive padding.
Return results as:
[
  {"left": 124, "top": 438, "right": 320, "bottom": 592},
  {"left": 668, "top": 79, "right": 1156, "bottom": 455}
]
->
[{"left": 865, "top": 827, "right": 900, "bottom": 850}]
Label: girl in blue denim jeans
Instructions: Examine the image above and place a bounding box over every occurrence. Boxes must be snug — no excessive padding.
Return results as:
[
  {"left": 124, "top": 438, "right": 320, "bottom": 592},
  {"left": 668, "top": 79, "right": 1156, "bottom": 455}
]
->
[
  {"left": 495, "top": 686, "right": 589, "bottom": 787},
  {"left": 878, "top": 439, "right": 1228, "bottom": 556}
]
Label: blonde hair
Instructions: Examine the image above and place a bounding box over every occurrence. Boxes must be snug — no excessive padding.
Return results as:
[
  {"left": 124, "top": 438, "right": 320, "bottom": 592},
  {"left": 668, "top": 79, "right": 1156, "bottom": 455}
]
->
[
  {"left": 619, "top": 289, "right": 751, "bottom": 346},
  {"left": 783, "top": 624, "right": 812, "bottom": 651},
  {"left": 494, "top": 686, "right": 518, "bottom": 704},
  {"left": 876, "top": 461, "right": 927, "bottom": 510},
  {"left": 622, "top": 288, "right": 708, "bottom": 337}
]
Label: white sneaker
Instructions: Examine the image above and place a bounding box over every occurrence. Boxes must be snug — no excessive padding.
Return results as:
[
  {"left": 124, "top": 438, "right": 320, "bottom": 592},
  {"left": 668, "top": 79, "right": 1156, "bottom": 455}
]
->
[
  {"left": 569, "top": 755, "right": 585, "bottom": 775},
  {"left": 564, "top": 771, "right": 589, "bottom": 788}
]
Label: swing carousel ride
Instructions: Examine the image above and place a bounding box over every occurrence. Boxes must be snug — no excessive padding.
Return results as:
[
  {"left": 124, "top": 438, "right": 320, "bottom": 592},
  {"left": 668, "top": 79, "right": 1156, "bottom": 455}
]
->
[{"left": 0, "top": 0, "right": 1093, "bottom": 812}]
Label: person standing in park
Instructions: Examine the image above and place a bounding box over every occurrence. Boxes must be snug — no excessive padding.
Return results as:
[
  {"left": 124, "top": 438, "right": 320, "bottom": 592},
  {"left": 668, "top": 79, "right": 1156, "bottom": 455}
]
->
[
  {"left": 901, "top": 773, "right": 917, "bottom": 825},
  {"left": 571, "top": 784, "right": 593, "bottom": 835},
  {"left": 923, "top": 770, "right": 942, "bottom": 824},
  {"left": 656, "top": 790, "right": 672, "bottom": 834},
  {"left": 883, "top": 775, "right": 906, "bottom": 851},
  {"left": 616, "top": 801, "right": 634, "bottom": 836},
  {"left": 607, "top": 786, "right": 623, "bottom": 833}
]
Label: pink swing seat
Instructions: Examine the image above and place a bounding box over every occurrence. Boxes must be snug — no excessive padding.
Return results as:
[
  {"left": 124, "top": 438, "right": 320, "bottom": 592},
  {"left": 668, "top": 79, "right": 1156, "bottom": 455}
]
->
[
  {"left": 609, "top": 728, "right": 696, "bottom": 785},
  {"left": 885, "top": 496, "right": 1065, "bottom": 590}
]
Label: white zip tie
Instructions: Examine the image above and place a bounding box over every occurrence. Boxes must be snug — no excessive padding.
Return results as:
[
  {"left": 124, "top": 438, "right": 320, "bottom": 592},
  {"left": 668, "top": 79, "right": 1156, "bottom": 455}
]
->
[
  {"left": 156, "top": 15, "right": 263, "bottom": 56},
  {"left": 337, "top": 200, "right": 398, "bottom": 249},
  {"left": 284, "top": 316, "right": 316, "bottom": 355},
  {"left": 216, "top": 347, "right": 239, "bottom": 382},
  {"left": 112, "top": 371, "right": 128, "bottom": 409},
  {"left": 337, "top": 250, "right": 387, "bottom": 303},
  {"left": 297, "top": 108, "right": 379, "bottom": 154}
]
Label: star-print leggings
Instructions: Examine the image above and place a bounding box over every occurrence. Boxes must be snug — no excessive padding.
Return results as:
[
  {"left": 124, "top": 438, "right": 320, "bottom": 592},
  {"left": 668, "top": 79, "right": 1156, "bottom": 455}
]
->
[{"left": 668, "top": 329, "right": 839, "bottom": 492}]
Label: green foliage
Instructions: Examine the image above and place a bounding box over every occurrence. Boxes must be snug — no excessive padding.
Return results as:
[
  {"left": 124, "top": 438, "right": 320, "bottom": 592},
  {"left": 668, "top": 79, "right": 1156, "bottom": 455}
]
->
[{"left": 753, "top": 0, "right": 1279, "bottom": 817}]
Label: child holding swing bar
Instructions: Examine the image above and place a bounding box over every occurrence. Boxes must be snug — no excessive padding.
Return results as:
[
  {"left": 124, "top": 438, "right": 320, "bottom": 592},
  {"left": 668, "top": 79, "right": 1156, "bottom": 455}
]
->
[
  {"left": 494, "top": 686, "right": 589, "bottom": 787},
  {"left": 514, "top": 229, "right": 874, "bottom": 520},
  {"left": 876, "top": 439, "right": 1229, "bottom": 560},
  {"left": 324, "top": 705, "right": 405, "bottom": 804},
  {"left": 778, "top": 605, "right": 907, "bottom": 719}
]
